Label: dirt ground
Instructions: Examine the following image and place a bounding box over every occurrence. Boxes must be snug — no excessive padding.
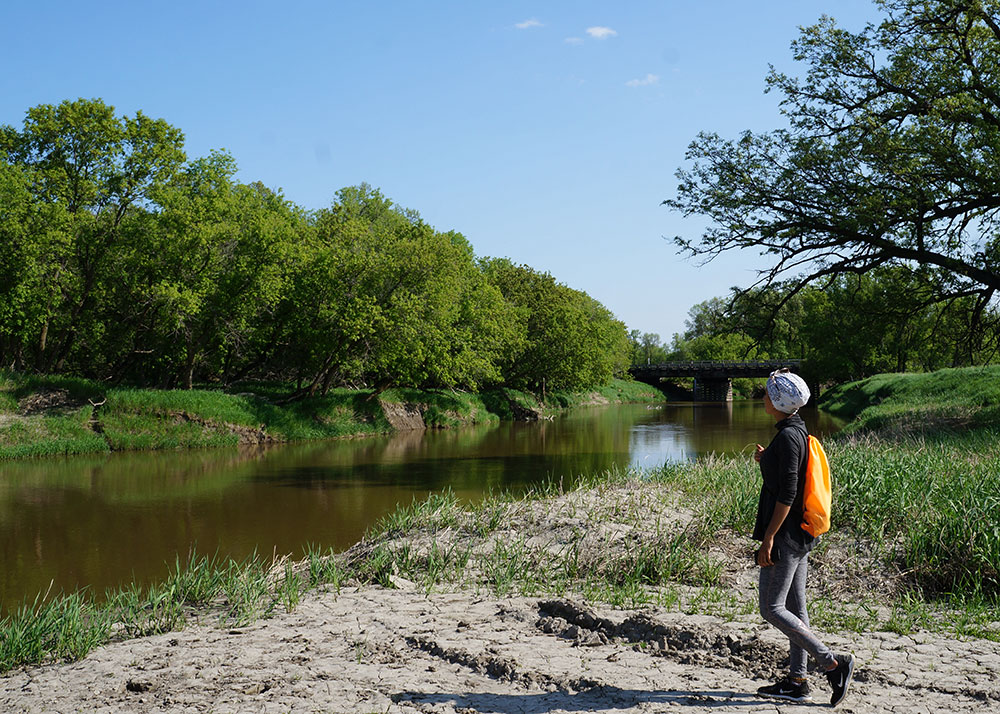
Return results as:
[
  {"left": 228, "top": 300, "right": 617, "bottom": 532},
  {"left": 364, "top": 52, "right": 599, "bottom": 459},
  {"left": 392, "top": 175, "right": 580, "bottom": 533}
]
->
[
  {"left": 2, "top": 581, "right": 998, "bottom": 714},
  {"left": 3, "top": 483, "right": 998, "bottom": 713}
]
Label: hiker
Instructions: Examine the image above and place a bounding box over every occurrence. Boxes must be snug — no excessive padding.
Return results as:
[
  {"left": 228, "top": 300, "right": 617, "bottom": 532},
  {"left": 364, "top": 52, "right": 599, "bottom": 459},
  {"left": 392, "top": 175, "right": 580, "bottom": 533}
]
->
[{"left": 752, "top": 368, "right": 855, "bottom": 706}]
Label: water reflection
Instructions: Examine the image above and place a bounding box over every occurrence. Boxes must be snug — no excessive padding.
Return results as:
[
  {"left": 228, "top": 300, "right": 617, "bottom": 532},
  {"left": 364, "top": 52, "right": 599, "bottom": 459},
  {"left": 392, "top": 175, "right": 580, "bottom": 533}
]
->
[{"left": 0, "top": 401, "right": 841, "bottom": 610}]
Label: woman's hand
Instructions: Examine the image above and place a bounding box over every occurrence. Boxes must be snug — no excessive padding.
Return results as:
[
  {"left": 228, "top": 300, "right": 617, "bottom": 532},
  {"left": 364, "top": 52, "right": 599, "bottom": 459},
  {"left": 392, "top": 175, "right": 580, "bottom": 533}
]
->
[
  {"left": 754, "top": 444, "right": 764, "bottom": 463},
  {"left": 757, "top": 535, "right": 775, "bottom": 567}
]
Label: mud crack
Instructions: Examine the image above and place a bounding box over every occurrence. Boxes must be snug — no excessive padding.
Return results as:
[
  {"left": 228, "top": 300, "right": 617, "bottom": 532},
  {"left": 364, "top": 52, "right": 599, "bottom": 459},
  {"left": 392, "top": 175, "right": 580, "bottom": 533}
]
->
[
  {"left": 404, "top": 636, "right": 600, "bottom": 692},
  {"left": 536, "top": 599, "right": 786, "bottom": 679}
]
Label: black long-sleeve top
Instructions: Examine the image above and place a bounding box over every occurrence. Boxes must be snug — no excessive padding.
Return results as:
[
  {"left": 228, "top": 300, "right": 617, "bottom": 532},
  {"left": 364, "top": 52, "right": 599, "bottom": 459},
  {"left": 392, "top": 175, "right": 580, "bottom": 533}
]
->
[{"left": 752, "top": 413, "right": 815, "bottom": 549}]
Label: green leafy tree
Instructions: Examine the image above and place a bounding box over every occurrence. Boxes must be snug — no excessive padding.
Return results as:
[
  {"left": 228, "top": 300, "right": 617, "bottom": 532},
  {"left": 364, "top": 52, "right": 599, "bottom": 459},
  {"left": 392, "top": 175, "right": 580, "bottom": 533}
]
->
[
  {"left": 140, "top": 152, "right": 302, "bottom": 388},
  {"left": 1, "top": 99, "right": 640, "bottom": 394},
  {"left": 481, "top": 259, "right": 630, "bottom": 391},
  {"left": 675, "top": 266, "right": 999, "bottom": 384},
  {"left": 0, "top": 156, "right": 52, "bottom": 368},
  {"left": 667, "top": 332, "right": 759, "bottom": 362},
  {"left": 0, "top": 98, "right": 186, "bottom": 371},
  {"left": 283, "top": 185, "right": 521, "bottom": 395},
  {"left": 666, "top": 1, "right": 1000, "bottom": 343},
  {"left": 628, "top": 330, "right": 668, "bottom": 366}
]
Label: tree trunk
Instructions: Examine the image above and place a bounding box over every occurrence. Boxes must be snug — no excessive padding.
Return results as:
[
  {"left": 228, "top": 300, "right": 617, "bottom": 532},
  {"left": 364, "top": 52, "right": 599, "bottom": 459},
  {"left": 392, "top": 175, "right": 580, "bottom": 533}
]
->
[{"left": 184, "top": 337, "right": 197, "bottom": 390}]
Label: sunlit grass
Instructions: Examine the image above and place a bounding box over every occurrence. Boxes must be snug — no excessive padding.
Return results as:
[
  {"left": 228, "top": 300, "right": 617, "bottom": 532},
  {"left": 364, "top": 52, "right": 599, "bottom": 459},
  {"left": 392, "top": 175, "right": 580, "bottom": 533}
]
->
[
  {"left": 0, "top": 407, "right": 108, "bottom": 459},
  {"left": 0, "top": 370, "right": 658, "bottom": 460},
  {"left": 0, "top": 547, "right": 346, "bottom": 673},
  {"left": 820, "top": 365, "right": 1000, "bottom": 434}
]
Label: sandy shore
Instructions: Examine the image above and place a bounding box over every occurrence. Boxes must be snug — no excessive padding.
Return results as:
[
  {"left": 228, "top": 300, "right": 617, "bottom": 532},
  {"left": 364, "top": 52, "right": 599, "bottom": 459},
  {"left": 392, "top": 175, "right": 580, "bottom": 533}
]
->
[
  {"left": 3, "top": 482, "right": 999, "bottom": 713},
  {"left": 2, "top": 582, "right": 998, "bottom": 713}
]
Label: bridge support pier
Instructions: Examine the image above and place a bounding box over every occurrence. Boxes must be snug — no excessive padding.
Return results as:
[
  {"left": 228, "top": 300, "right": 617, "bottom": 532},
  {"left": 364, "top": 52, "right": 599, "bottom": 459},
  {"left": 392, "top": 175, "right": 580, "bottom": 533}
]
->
[{"left": 692, "top": 377, "right": 733, "bottom": 402}]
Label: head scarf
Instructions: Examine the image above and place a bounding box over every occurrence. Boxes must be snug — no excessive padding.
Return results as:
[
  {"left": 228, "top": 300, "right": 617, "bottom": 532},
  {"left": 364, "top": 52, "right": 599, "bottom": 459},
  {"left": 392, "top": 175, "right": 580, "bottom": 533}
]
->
[{"left": 766, "top": 369, "right": 810, "bottom": 414}]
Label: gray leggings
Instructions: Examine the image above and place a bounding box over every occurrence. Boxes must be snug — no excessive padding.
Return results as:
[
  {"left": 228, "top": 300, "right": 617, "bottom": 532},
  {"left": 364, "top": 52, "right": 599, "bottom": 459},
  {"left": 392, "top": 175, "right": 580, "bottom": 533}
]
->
[{"left": 758, "top": 539, "right": 837, "bottom": 676}]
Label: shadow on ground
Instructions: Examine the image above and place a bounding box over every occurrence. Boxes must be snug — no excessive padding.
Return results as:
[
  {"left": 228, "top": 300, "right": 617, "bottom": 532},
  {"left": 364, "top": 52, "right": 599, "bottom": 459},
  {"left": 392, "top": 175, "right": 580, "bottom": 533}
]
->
[{"left": 393, "top": 687, "right": 769, "bottom": 713}]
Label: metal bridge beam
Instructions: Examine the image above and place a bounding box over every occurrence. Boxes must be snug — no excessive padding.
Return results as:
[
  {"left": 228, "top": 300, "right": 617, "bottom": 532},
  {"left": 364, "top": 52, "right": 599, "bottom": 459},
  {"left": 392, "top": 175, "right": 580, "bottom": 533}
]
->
[{"left": 692, "top": 377, "right": 733, "bottom": 402}]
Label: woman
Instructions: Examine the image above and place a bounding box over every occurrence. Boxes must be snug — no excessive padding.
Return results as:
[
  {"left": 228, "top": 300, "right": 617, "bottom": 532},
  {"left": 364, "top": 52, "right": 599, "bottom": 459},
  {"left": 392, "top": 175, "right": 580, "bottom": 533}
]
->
[{"left": 753, "top": 368, "right": 855, "bottom": 706}]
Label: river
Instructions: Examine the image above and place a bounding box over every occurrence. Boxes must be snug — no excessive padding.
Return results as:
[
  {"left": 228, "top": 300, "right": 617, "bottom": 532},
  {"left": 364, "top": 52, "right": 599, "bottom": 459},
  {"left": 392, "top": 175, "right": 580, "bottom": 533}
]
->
[{"left": 0, "top": 401, "right": 842, "bottom": 610}]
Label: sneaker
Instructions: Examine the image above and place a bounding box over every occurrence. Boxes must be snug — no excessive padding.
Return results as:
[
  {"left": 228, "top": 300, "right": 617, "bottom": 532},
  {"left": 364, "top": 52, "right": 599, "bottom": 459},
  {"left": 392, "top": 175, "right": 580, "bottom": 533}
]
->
[
  {"left": 756, "top": 677, "right": 812, "bottom": 702},
  {"left": 826, "top": 653, "right": 856, "bottom": 707}
]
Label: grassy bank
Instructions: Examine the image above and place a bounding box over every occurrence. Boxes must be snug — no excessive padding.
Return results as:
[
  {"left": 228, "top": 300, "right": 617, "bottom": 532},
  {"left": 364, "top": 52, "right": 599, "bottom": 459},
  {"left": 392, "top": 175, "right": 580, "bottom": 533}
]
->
[
  {"left": 5, "top": 447, "right": 999, "bottom": 673},
  {"left": 818, "top": 364, "right": 1000, "bottom": 434},
  {"left": 810, "top": 367, "right": 1000, "bottom": 600},
  {"left": 0, "top": 371, "right": 663, "bottom": 460}
]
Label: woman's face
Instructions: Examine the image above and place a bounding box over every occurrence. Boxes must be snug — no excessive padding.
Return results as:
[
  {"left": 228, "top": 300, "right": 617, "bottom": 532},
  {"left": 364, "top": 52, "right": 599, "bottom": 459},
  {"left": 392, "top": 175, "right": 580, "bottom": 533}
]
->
[{"left": 763, "top": 391, "right": 787, "bottom": 421}]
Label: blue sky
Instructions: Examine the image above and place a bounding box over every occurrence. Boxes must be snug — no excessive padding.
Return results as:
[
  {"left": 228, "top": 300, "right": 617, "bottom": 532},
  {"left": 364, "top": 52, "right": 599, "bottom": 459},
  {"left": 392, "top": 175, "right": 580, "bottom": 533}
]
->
[{"left": 2, "top": 1, "right": 884, "bottom": 341}]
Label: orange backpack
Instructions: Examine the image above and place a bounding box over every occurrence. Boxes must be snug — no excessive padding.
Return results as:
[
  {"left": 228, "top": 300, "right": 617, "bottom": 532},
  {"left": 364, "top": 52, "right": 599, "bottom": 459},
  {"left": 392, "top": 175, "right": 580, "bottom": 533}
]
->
[{"left": 802, "top": 435, "right": 832, "bottom": 537}]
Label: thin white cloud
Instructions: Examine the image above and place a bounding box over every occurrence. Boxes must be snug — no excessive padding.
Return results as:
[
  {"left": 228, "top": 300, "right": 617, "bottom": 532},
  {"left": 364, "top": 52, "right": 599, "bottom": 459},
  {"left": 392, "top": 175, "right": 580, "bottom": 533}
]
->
[
  {"left": 586, "top": 26, "right": 617, "bottom": 39},
  {"left": 626, "top": 73, "right": 660, "bottom": 87},
  {"left": 515, "top": 18, "right": 543, "bottom": 29},
  {"left": 564, "top": 36, "right": 584, "bottom": 45}
]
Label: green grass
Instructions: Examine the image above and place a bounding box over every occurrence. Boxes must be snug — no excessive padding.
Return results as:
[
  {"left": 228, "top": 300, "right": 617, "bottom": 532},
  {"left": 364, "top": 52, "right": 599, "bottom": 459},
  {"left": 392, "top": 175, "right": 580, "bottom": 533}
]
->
[
  {"left": 253, "top": 389, "right": 393, "bottom": 440},
  {"left": 379, "top": 388, "right": 500, "bottom": 428},
  {"left": 0, "top": 407, "right": 109, "bottom": 459},
  {"left": 837, "top": 430, "right": 1000, "bottom": 596},
  {"left": 651, "top": 432, "right": 1000, "bottom": 605},
  {"left": 0, "top": 393, "right": 17, "bottom": 413},
  {"left": 490, "top": 378, "right": 663, "bottom": 414},
  {"left": 368, "top": 489, "right": 464, "bottom": 538},
  {"left": 100, "top": 410, "right": 241, "bottom": 451},
  {"left": 342, "top": 466, "right": 729, "bottom": 610},
  {"left": 100, "top": 387, "right": 392, "bottom": 448},
  {"left": 810, "top": 366, "right": 1000, "bottom": 599},
  {"left": 0, "top": 592, "right": 113, "bottom": 670},
  {"left": 0, "top": 547, "right": 347, "bottom": 673},
  {"left": 818, "top": 365, "right": 1000, "bottom": 434},
  {"left": 0, "top": 371, "right": 662, "bottom": 460},
  {"left": 543, "top": 379, "right": 663, "bottom": 408}
]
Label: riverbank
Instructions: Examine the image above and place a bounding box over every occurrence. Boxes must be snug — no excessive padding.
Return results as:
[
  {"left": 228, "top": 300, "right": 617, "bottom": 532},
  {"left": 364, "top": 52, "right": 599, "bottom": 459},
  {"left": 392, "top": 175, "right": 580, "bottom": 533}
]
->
[
  {"left": 818, "top": 364, "right": 1000, "bottom": 434},
  {"left": 2, "top": 468, "right": 998, "bottom": 712},
  {"left": 4, "top": 365, "right": 1000, "bottom": 712},
  {"left": 0, "top": 371, "right": 662, "bottom": 460}
]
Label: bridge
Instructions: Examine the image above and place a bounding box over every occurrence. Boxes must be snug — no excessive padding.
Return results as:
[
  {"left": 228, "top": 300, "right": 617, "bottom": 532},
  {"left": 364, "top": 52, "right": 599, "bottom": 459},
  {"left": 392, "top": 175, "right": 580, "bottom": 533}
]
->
[{"left": 629, "top": 360, "right": 804, "bottom": 402}]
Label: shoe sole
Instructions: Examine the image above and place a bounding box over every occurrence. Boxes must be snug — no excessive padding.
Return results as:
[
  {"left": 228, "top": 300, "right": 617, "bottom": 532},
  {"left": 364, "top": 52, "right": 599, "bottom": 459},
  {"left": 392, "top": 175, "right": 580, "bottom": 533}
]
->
[
  {"left": 755, "top": 691, "right": 812, "bottom": 702},
  {"left": 830, "top": 654, "right": 856, "bottom": 707},
  {"left": 757, "top": 694, "right": 812, "bottom": 702}
]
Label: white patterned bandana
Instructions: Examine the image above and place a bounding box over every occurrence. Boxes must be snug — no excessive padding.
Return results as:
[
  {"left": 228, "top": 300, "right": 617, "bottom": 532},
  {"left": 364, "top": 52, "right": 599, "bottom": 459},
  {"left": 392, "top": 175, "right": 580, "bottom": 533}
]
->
[{"left": 766, "top": 369, "right": 811, "bottom": 414}]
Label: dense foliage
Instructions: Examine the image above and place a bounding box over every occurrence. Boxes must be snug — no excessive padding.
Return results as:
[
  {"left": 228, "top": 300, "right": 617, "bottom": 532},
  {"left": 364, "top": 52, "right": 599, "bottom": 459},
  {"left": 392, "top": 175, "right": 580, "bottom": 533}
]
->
[
  {"left": 0, "top": 99, "right": 630, "bottom": 393},
  {"left": 657, "top": 267, "right": 999, "bottom": 385}
]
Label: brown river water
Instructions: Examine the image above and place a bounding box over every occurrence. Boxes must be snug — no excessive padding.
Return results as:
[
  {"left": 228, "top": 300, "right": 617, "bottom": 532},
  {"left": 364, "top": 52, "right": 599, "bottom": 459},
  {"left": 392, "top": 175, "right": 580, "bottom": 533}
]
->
[{"left": 0, "top": 401, "right": 842, "bottom": 611}]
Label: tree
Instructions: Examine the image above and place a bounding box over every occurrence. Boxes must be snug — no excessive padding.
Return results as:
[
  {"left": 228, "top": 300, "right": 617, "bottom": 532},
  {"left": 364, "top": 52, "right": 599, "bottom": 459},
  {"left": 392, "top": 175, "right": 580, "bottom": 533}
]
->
[
  {"left": 137, "top": 152, "right": 302, "bottom": 388},
  {"left": 282, "top": 185, "right": 522, "bottom": 395},
  {"left": 0, "top": 98, "right": 186, "bottom": 371},
  {"left": 666, "top": 1, "right": 1000, "bottom": 340},
  {"left": 0, "top": 156, "right": 50, "bottom": 369},
  {"left": 673, "top": 267, "right": 1000, "bottom": 383},
  {"left": 481, "top": 259, "right": 630, "bottom": 391},
  {"left": 627, "top": 331, "right": 668, "bottom": 365}
]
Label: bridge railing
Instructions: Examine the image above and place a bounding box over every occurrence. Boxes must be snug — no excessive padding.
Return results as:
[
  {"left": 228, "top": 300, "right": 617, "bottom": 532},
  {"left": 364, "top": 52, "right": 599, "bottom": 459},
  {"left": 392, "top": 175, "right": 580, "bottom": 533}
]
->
[
  {"left": 630, "top": 359, "right": 802, "bottom": 372},
  {"left": 627, "top": 360, "right": 807, "bottom": 401}
]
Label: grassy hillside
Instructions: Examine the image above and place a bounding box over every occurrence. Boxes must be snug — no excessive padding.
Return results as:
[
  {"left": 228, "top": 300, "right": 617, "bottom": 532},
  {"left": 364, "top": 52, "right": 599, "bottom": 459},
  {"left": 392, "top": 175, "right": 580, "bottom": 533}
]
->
[
  {"left": 812, "top": 365, "right": 1000, "bottom": 604},
  {"left": 818, "top": 365, "right": 1000, "bottom": 434}
]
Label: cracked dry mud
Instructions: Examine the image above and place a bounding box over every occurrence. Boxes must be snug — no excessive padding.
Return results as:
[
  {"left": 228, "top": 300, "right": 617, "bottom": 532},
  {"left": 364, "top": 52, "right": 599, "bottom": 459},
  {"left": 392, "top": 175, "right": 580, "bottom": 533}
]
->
[{"left": 2, "top": 587, "right": 997, "bottom": 714}]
